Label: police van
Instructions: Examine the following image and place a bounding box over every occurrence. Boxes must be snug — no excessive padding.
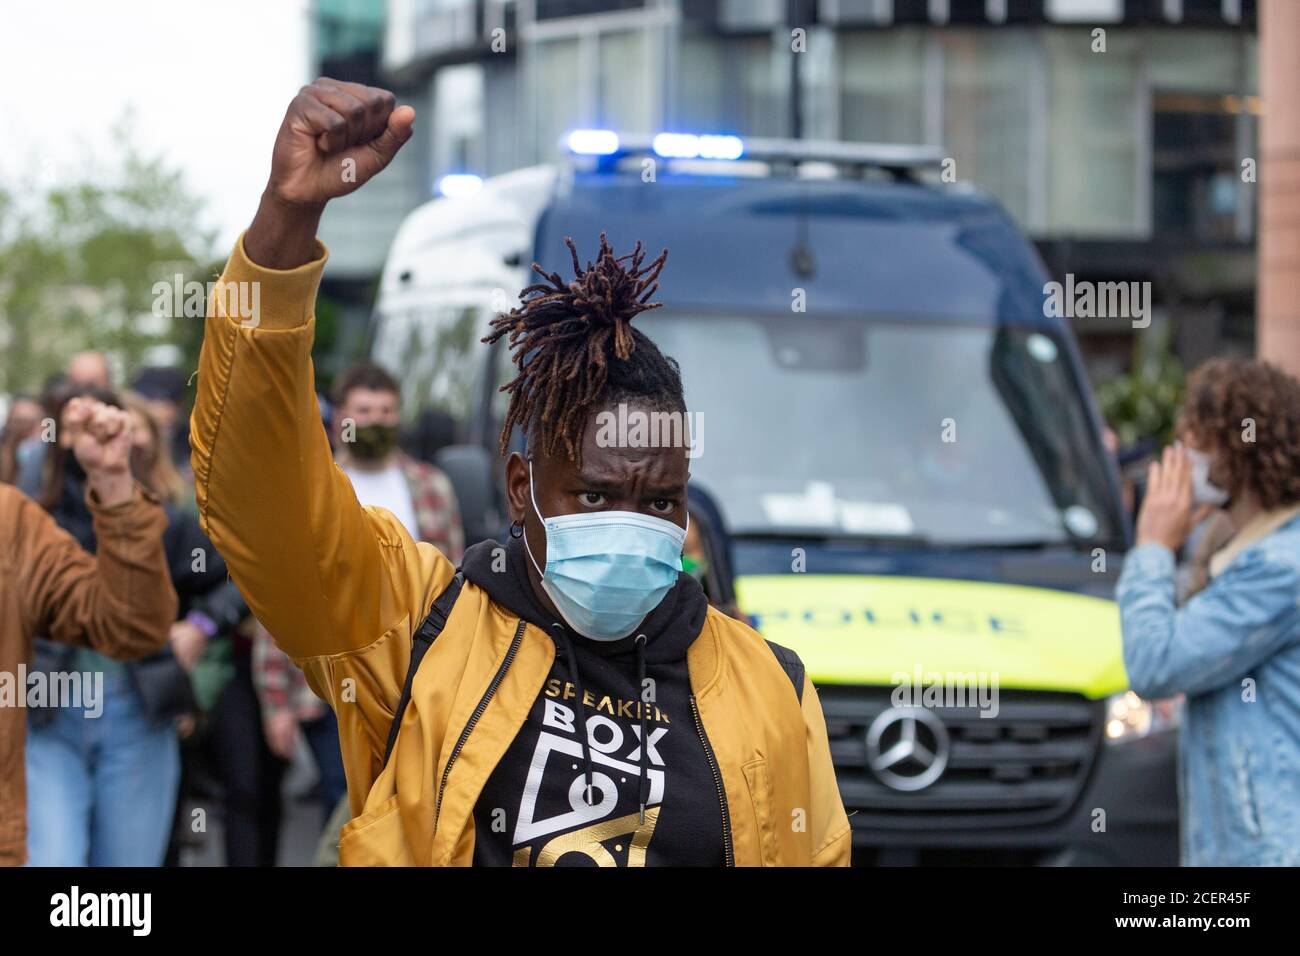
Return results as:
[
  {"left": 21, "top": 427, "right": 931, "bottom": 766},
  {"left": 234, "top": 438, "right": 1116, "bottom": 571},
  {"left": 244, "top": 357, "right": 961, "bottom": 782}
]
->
[{"left": 370, "top": 130, "right": 1180, "bottom": 865}]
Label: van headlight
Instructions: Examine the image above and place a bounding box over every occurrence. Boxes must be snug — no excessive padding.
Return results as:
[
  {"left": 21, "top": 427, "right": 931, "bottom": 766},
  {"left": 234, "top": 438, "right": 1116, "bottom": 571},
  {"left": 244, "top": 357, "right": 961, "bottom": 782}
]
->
[{"left": 1105, "top": 690, "right": 1182, "bottom": 744}]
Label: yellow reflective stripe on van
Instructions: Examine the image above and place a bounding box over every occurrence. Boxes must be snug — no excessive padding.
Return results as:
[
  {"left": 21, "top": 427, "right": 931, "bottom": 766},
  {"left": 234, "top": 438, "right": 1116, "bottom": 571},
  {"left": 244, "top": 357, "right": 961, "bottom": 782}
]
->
[{"left": 735, "top": 574, "right": 1128, "bottom": 700}]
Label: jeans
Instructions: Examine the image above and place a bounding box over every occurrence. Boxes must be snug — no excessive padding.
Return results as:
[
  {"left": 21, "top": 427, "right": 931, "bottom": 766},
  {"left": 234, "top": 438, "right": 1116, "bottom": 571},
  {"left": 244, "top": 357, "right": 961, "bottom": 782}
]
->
[{"left": 25, "top": 673, "right": 180, "bottom": 866}]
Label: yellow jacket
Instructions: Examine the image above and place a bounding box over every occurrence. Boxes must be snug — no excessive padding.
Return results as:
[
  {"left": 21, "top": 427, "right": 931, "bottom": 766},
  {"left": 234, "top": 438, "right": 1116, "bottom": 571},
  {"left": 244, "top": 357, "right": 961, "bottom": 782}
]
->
[{"left": 191, "top": 235, "right": 851, "bottom": 866}]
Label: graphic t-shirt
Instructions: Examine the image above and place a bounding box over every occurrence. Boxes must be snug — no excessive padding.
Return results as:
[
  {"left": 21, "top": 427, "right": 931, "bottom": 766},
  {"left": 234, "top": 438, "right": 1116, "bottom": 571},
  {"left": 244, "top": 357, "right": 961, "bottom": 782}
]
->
[
  {"left": 470, "top": 647, "right": 724, "bottom": 867},
  {"left": 461, "top": 538, "right": 724, "bottom": 867}
]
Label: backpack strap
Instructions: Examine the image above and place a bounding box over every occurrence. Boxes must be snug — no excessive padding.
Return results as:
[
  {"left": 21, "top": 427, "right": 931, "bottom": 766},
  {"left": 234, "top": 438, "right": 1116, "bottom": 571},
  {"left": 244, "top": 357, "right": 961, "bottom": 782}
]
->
[
  {"left": 765, "top": 640, "right": 806, "bottom": 704},
  {"left": 381, "top": 571, "right": 464, "bottom": 769}
]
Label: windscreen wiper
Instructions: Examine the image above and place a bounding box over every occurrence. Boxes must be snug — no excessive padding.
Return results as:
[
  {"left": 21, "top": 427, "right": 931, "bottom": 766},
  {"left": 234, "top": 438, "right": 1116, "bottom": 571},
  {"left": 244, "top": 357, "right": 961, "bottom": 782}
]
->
[{"left": 945, "top": 538, "right": 1101, "bottom": 553}]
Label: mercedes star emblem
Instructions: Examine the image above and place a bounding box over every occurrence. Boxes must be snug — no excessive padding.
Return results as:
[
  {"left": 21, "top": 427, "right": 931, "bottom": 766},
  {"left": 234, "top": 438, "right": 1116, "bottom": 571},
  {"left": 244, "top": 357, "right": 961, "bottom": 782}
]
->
[{"left": 865, "top": 706, "right": 950, "bottom": 792}]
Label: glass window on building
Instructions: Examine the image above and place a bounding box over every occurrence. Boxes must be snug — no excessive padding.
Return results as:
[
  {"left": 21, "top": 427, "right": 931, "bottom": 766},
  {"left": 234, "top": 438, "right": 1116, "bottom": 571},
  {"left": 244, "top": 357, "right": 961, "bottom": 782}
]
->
[
  {"left": 597, "top": 29, "right": 653, "bottom": 132},
  {"left": 528, "top": 25, "right": 659, "bottom": 160},
  {"left": 838, "top": 30, "right": 927, "bottom": 145},
  {"left": 1145, "top": 28, "right": 1244, "bottom": 92},
  {"left": 1044, "top": 29, "right": 1142, "bottom": 237},
  {"left": 1146, "top": 29, "right": 1256, "bottom": 243},
  {"left": 941, "top": 30, "right": 1034, "bottom": 225},
  {"left": 1244, "top": 33, "right": 1258, "bottom": 96},
  {"left": 530, "top": 35, "right": 585, "bottom": 159},
  {"left": 316, "top": 0, "right": 386, "bottom": 84},
  {"left": 433, "top": 64, "right": 485, "bottom": 177},
  {"left": 1151, "top": 93, "right": 1252, "bottom": 242},
  {"left": 677, "top": 30, "right": 787, "bottom": 138}
]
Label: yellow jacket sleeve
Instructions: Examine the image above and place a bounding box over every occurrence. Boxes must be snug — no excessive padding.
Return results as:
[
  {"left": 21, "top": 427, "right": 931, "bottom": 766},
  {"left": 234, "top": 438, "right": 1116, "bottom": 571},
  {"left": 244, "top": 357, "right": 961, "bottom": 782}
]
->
[
  {"left": 190, "top": 234, "right": 453, "bottom": 667},
  {"left": 801, "top": 677, "right": 853, "bottom": 865}
]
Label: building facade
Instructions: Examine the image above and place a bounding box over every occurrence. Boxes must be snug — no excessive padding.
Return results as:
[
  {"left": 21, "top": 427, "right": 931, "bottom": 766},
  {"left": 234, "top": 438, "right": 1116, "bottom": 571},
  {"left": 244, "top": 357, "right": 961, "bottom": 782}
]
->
[{"left": 312, "top": 0, "right": 1260, "bottom": 379}]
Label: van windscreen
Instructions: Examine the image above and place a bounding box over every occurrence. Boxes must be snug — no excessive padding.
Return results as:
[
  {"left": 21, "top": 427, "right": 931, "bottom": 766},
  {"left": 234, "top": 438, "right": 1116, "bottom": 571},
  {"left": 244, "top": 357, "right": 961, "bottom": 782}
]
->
[{"left": 646, "top": 314, "right": 1120, "bottom": 548}]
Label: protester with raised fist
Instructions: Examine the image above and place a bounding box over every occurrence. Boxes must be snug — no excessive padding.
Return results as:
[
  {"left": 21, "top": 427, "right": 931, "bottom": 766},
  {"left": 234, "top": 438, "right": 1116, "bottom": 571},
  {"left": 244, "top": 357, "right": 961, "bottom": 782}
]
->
[
  {"left": 0, "top": 397, "right": 177, "bottom": 867},
  {"left": 24, "top": 390, "right": 243, "bottom": 866},
  {"left": 191, "top": 79, "right": 848, "bottom": 867}
]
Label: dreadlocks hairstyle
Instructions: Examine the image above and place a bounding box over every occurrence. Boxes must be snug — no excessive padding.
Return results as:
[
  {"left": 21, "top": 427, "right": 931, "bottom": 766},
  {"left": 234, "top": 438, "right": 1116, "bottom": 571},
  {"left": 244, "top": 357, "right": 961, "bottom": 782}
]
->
[{"left": 483, "top": 233, "right": 685, "bottom": 464}]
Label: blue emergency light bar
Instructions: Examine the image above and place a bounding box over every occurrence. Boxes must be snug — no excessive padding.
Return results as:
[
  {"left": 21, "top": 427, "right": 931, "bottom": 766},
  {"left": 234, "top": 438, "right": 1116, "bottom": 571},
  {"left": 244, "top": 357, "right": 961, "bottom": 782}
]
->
[
  {"left": 652, "top": 132, "right": 745, "bottom": 161},
  {"left": 566, "top": 129, "right": 621, "bottom": 155},
  {"left": 560, "top": 128, "right": 942, "bottom": 180},
  {"left": 565, "top": 128, "right": 746, "bottom": 160},
  {"left": 437, "top": 173, "right": 483, "bottom": 198}
]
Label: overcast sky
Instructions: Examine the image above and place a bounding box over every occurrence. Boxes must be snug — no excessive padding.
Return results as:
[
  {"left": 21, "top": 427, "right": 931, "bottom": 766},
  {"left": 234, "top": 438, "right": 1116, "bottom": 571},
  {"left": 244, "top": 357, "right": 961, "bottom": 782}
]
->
[{"left": 0, "top": 0, "right": 312, "bottom": 252}]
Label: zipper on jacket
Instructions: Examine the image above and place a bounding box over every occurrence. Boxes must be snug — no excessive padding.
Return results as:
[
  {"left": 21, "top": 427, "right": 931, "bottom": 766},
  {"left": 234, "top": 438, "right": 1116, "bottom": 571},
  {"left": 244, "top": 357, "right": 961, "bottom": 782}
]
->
[
  {"left": 433, "top": 619, "right": 526, "bottom": 835},
  {"left": 690, "top": 693, "right": 734, "bottom": 867}
]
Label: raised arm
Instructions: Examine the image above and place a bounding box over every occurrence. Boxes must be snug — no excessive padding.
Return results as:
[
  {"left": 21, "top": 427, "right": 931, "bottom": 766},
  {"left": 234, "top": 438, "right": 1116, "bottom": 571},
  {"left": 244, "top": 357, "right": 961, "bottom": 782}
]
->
[
  {"left": 21, "top": 398, "right": 177, "bottom": 658},
  {"left": 190, "top": 79, "right": 451, "bottom": 660},
  {"left": 1118, "top": 543, "right": 1300, "bottom": 699}
]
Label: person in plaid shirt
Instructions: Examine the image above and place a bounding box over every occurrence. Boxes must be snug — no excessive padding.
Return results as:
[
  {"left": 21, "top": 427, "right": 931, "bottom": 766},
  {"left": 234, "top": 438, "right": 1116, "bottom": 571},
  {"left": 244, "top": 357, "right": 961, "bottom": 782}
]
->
[
  {"left": 252, "top": 360, "right": 464, "bottom": 849},
  {"left": 329, "top": 361, "right": 464, "bottom": 561},
  {"left": 251, "top": 621, "right": 340, "bottom": 819}
]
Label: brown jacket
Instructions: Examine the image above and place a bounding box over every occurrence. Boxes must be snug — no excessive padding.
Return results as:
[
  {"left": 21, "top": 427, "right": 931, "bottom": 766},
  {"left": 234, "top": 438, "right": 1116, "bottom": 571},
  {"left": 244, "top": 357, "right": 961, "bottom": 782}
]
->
[{"left": 0, "top": 482, "right": 177, "bottom": 866}]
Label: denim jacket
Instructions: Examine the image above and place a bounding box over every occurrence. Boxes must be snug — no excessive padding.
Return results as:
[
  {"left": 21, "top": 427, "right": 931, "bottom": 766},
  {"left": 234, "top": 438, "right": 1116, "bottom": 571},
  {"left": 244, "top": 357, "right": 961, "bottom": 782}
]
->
[{"left": 1117, "top": 512, "right": 1300, "bottom": 866}]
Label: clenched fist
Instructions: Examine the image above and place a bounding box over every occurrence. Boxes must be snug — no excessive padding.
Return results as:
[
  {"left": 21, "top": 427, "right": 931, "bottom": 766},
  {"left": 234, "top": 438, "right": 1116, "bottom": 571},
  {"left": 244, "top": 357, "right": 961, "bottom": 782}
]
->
[
  {"left": 269, "top": 79, "right": 415, "bottom": 209},
  {"left": 66, "top": 397, "right": 132, "bottom": 475},
  {"left": 65, "top": 397, "right": 136, "bottom": 507},
  {"left": 246, "top": 79, "right": 416, "bottom": 270}
]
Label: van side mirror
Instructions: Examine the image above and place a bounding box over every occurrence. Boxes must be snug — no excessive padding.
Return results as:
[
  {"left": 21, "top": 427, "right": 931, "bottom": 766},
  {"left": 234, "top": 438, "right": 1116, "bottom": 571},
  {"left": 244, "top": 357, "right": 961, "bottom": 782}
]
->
[{"left": 435, "top": 444, "right": 503, "bottom": 548}]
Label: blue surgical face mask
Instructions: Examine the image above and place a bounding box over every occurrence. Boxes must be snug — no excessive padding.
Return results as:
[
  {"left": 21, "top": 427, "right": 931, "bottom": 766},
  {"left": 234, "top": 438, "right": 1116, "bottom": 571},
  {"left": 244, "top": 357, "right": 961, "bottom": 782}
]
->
[{"left": 522, "top": 462, "right": 687, "bottom": 642}]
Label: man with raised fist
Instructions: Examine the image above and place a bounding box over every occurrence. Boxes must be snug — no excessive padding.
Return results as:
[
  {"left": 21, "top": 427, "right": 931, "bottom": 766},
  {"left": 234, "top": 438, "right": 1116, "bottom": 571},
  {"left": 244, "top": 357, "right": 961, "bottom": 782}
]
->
[
  {"left": 192, "top": 80, "right": 848, "bottom": 867},
  {"left": 1, "top": 397, "right": 178, "bottom": 866}
]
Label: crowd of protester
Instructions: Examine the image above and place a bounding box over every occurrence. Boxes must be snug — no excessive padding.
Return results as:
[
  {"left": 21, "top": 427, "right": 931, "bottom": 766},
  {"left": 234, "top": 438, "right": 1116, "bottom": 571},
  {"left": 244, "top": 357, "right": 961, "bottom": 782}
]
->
[
  {"left": 3, "top": 338, "right": 1299, "bottom": 866},
  {"left": 0, "top": 350, "right": 463, "bottom": 866}
]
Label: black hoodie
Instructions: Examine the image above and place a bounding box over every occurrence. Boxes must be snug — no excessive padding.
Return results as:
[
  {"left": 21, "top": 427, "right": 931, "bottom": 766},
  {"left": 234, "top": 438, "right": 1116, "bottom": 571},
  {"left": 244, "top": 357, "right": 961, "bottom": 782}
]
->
[{"left": 462, "top": 535, "right": 725, "bottom": 866}]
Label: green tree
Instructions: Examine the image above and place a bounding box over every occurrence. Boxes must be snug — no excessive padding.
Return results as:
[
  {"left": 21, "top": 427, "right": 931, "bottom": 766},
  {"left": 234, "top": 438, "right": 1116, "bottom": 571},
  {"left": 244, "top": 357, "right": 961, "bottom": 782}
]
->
[
  {"left": 1097, "top": 323, "right": 1186, "bottom": 449},
  {"left": 0, "top": 125, "right": 214, "bottom": 398}
]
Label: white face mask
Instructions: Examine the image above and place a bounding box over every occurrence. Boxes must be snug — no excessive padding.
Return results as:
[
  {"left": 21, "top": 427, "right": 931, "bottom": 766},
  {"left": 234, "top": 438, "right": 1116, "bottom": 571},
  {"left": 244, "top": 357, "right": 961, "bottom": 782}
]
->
[{"left": 1184, "top": 445, "right": 1229, "bottom": 507}]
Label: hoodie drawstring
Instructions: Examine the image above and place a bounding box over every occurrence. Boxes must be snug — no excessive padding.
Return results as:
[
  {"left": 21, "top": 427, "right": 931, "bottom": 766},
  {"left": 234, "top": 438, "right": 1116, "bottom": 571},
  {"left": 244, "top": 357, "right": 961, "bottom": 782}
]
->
[
  {"left": 553, "top": 624, "right": 652, "bottom": 824},
  {"left": 635, "top": 634, "right": 649, "bottom": 825},
  {"left": 553, "top": 624, "right": 596, "bottom": 806}
]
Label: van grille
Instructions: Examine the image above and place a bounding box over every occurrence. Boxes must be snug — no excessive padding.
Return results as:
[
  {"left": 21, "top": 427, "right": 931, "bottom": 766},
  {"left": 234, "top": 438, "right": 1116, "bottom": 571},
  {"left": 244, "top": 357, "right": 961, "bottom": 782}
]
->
[{"left": 820, "top": 686, "right": 1103, "bottom": 830}]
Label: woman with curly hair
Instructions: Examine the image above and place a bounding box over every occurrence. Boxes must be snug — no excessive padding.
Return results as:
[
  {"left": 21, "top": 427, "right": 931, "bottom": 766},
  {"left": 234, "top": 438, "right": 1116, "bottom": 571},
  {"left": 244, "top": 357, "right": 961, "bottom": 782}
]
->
[{"left": 1118, "top": 357, "right": 1300, "bottom": 865}]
